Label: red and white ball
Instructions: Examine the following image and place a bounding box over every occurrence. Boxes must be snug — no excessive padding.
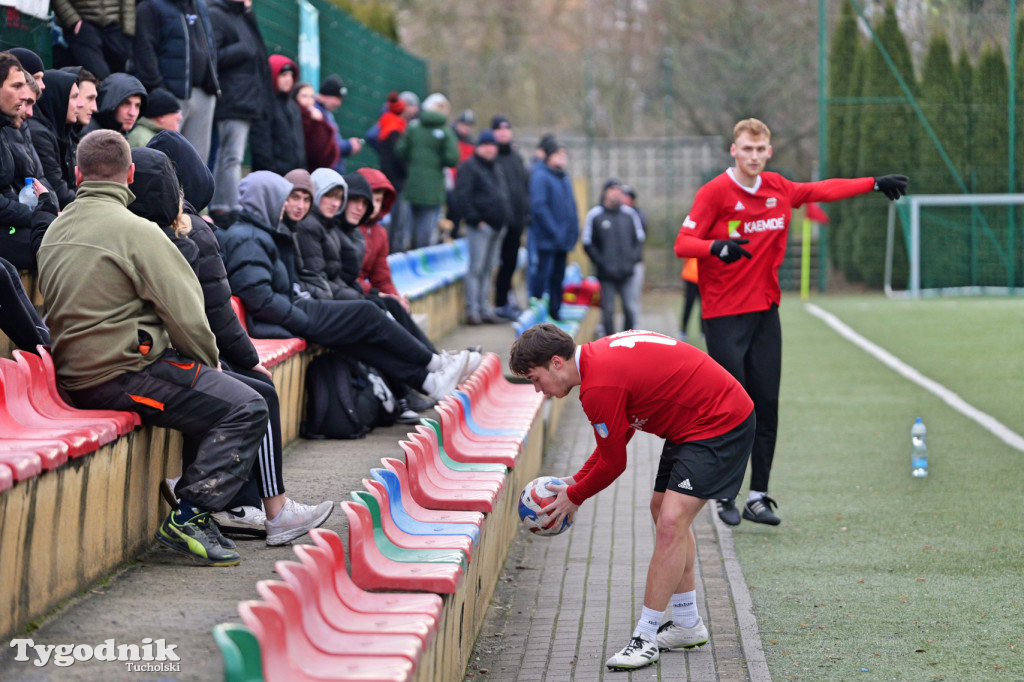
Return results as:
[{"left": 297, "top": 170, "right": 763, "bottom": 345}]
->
[{"left": 518, "top": 476, "right": 572, "bottom": 536}]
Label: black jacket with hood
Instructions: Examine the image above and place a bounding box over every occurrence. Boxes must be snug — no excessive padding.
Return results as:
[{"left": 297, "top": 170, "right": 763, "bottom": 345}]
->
[
  {"left": 453, "top": 151, "right": 512, "bottom": 230},
  {"left": 218, "top": 171, "right": 311, "bottom": 339},
  {"left": 295, "top": 168, "right": 359, "bottom": 301},
  {"left": 94, "top": 73, "right": 148, "bottom": 133},
  {"left": 337, "top": 171, "right": 372, "bottom": 292},
  {"left": 0, "top": 113, "right": 59, "bottom": 270},
  {"left": 147, "top": 130, "right": 260, "bottom": 369},
  {"left": 27, "top": 70, "right": 80, "bottom": 208},
  {"left": 207, "top": 0, "right": 271, "bottom": 122},
  {"left": 249, "top": 56, "right": 305, "bottom": 175}
]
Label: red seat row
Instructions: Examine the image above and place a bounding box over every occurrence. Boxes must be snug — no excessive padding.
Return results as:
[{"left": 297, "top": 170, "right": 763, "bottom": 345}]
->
[{"left": 230, "top": 297, "right": 307, "bottom": 369}]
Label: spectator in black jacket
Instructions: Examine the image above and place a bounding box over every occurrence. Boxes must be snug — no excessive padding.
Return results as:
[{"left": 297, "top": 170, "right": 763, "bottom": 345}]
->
[
  {"left": 4, "top": 75, "right": 52, "bottom": 195},
  {"left": 0, "top": 256, "right": 48, "bottom": 350},
  {"left": 248, "top": 55, "right": 305, "bottom": 177},
  {"left": 454, "top": 129, "right": 511, "bottom": 325},
  {"left": 0, "top": 55, "right": 58, "bottom": 270},
  {"left": 93, "top": 72, "right": 147, "bottom": 134},
  {"left": 133, "top": 0, "right": 219, "bottom": 162},
  {"left": 218, "top": 170, "right": 478, "bottom": 403},
  {"left": 27, "top": 70, "right": 83, "bottom": 208},
  {"left": 491, "top": 115, "right": 531, "bottom": 319},
  {"left": 297, "top": 168, "right": 355, "bottom": 300},
  {"left": 207, "top": 0, "right": 271, "bottom": 227},
  {"left": 281, "top": 167, "right": 332, "bottom": 301}
]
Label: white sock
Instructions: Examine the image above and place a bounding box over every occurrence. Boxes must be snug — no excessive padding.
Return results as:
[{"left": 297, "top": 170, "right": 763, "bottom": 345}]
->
[
  {"left": 747, "top": 490, "right": 766, "bottom": 503},
  {"left": 671, "top": 591, "right": 700, "bottom": 628},
  {"left": 427, "top": 354, "right": 443, "bottom": 372},
  {"left": 632, "top": 605, "right": 664, "bottom": 641}
]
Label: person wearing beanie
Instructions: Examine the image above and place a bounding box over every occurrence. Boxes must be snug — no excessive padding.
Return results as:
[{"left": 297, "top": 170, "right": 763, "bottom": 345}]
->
[
  {"left": 395, "top": 92, "right": 459, "bottom": 249},
  {"left": 7, "top": 48, "right": 45, "bottom": 92},
  {"left": 126, "top": 87, "right": 182, "bottom": 147},
  {"left": 527, "top": 134, "right": 578, "bottom": 320},
  {"left": 490, "top": 114, "right": 530, "bottom": 320},
  {"left": 374, "top": 90, "right": 411, "bottom": 252},
  {"left": 453, "top": 127, "right": 512, "bottom": 325},
  {"left": 314, "top": 74, "right": 362, "bottom": 174},
  {"left": 582, "top": 178, "right": 645, "bottom": 336}
]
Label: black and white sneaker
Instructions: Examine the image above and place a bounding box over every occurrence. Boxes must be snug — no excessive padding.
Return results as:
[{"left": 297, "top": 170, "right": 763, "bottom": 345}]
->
[
  {"left": 605, "top": 634, "right": 659, "bottom": 671},
  {"left": 717, "top": 498, "right": 741, "bottom": 526},
  {"left": 742, "top": 495, "right": 781, "bottom": 525},
  {"left": 212, "top": 505, "right": 268, "bottom": 538}
]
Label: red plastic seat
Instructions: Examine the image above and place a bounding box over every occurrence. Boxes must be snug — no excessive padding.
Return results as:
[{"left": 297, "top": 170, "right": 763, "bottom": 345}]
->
[
  {"left": 1, "top": 358, "right": 118, "bottom": 444},
  {"left": 256, "top": 580, "right": 423, "bottom": 666},
  {"left": 435, "top": 403, "right": 518, "bottom": 468},
  {"left": 21, "top": 349, "right": 138, "bottom": 434},
  {"left": 0, "top": 438, "right": 69, "bottom": 470},
  {"left": 231, "top": 297, "right": 308, "bottom": 368},
  {"left": 340, "top": 501, "right": 463, "bottom": 594},
  {"left": 306, "top": 528, "right": 444, "bottom": 620},
  {"left": 0, "top": 462, "right": 12, "bottom": 491},
  {"left": 406, "top": 431, "right": 506, "bottom": 489},
  {"left": 460, "top": 382, "right": 538, "bottom": 427},
  {"left": 386, "top": 453, "right": 494, "bottom": 513},
  {"left": 238, "top": 600, "right": 413, "bottom": 682},
  {"left": 287, "top": 547, "right": 438, "bottom": 642},
  {"left": 0, "top": 451, "right": 43, "bottom": 481},
  {"left": 363, "top": 476, "right": 485, "bottom": 528}
]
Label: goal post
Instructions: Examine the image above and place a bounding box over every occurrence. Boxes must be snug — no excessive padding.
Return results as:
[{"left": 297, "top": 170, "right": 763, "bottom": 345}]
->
[{"left": 885, "top": 194, "right": 1024, "bottom": 298}]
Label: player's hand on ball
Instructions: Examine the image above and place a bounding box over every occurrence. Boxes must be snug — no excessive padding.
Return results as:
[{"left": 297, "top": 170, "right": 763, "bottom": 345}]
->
[
  {"left": 545, "top": 482, "right": 579, "bottom": 527},
  {"left": 874, "top": 174, "right": 908, "bottom": 200},
  {"left": 710, "top": 238, "right": 752, "bottom": 264}
]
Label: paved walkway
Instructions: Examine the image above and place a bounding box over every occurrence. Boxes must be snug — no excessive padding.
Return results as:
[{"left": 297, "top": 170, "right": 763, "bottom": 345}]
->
[{"left": 464, "top": 295, "right": 770, "bottom": 682}]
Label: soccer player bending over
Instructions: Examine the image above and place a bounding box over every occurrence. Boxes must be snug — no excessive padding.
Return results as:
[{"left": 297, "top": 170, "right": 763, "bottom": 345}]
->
[
  {"left": 510, "top": 324, "right": 755, "bottom": 671},
  {"left": 675, "top": 117, "right": 907, "bottom": 527}
]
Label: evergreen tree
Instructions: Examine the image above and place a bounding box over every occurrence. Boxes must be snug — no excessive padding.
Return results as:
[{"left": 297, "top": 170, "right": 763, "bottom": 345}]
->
[
  {"left": 851, "top": 3, "right": 915, "bottom": 288},
  {"left": 832, "top": 43, "right": 867, "bottom": 278}
]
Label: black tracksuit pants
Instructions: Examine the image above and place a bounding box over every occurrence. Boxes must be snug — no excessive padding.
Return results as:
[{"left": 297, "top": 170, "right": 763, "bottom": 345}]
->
[
  {"left": 494, "top": 222, "right": 524, "bottom": 309},
  {"left": 703, "top": 304, "right": 782, "bottom": 496}
]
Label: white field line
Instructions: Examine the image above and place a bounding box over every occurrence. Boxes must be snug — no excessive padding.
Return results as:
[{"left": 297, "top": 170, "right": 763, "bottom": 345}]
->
[{"left": 805, "top": 303, "right": 1024, "bottom": 453}]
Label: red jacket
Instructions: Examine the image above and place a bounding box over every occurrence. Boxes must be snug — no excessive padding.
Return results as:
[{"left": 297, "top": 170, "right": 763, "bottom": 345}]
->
[
  {"left": 301, "top": 106, "right": 340, "bottom": 171},
  {"left": 356, "top": 168, "right": 399, "bottom": 296}
]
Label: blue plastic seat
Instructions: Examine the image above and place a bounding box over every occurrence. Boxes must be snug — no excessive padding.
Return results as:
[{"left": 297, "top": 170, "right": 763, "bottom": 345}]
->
[
  {"left": 451, "top": 391, "right": 528, "bottom": 438},
  {"left": 369, "top": 468, "right": 481, "bottom": 545}
]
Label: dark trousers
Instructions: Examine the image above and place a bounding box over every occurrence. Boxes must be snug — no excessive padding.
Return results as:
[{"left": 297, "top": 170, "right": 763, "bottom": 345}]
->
[
  {"left": 64, "top": 21, "right": 131, "bottom": 80},
  {"left": 68, "top": 350, "right": 268, "bottom": 512},
  {"left": 297, "top": 298, "right": 433, "bottom": 391},
  {"left": 0, "top": 257, "right": 48, "bottom": 351},
  {"left": 493, "top": 222, "right": 524, "bottom": 309},
  {"left": 181, "top": 366, "right": 284, "bottom": 508},
  {"left": 371, "top": 294, "right": 436, "bottom": 354},
  {"left": 530, "top": 249, "right": 568, "bottom": 320},
  {"left": 681, "top": 281, "right": 703, "bottom": 335},
  {"left": 703, "top": 305, "right": 782, "bottom": 495}
]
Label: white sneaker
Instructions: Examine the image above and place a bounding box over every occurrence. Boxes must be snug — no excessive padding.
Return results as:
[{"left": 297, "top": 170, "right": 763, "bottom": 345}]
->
[
  {"left": 265, "top": 499, "right": 334, "bottom": 546},
  {"left": 605, "top": 634, "right": 659, "bottom": 671},
  {"left": 460, "top": 351, "right": 482, "bottom": 382},
  {"left": 656, "top": 617, "right": 709, "bottom": 650},
  {"left": 424, "top": 352, "right": 468, "bottom": 401},
  {"left": 213, "top": 505, "right": 268, "bottom": 538}
]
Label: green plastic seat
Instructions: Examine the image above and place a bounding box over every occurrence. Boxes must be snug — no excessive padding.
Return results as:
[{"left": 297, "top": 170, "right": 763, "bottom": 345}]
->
[
  {"left": 212, "top": 623, "right": 263, "bottom": 682},
  {"left": 419, "top": 419, "right": 507, "bottom": 473},
  {"left": 349, "top": 491, "right": 468, "bottom": 570}
]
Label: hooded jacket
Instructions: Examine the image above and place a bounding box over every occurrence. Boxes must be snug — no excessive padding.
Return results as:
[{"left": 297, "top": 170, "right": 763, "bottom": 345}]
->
[
  {"left": 134, "top": 0, "right": 219, "bottom": 99},
  {"left": 94, "top": 73, "right": 148, "bottom": 133},
  {"left": 26, "top": 69, "right": 80, "bottom": 208},
  {"left": 529, "top": 161, "right": 579, "bottom": 252},
  {"left": 0, "top": 113, "right": 59, "bottom": 270},
  {"left": 294, "top": 168, "right": 359, "bottom": 300},
  {"left": 582, "top": 203, "right": 645, "bottom": 282},
  {"left": 207, "top": 0, "right": 271, "bottom": 122},
  {"left": 37, "top": 180, "right": 217, "bottom": 391},
  {"left": 218, "top": 171, "right": 311, "bottom": 339},
  {"left": 337, "top": 171, "right": 371, "bottom": 291},
  {"left": 355, "top": 167, "right": 399, "bottom": 296},
  {"left": 249, "top": 56, "right": 306, "bottom": 176},
  {"left": 395, "top": 109, "right": 460, "bottom": 207},
  {"left": 147, "top": 130, "right": 259, "bottom": 370}
]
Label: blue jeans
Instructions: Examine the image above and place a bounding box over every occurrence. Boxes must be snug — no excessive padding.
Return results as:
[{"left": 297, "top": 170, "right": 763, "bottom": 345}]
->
[
  {"left": 530, "top": 249, "right": 568, "bottom": 320},
  {"left": 410, "top": 204, "right": 441, "bottom": 250}
]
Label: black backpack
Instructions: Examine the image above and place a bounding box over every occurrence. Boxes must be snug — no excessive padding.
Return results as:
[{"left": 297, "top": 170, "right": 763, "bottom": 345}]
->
[{"left": 301, "top": 353, "right": 398, "bottom": 439}]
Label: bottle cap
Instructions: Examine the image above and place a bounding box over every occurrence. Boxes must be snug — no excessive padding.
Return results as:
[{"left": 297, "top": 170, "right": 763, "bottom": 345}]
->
[
  {"left": 915, "top": 417, "right": 922, "bottom": 423},
  {"left": 24, "top": 177, "right": 33, "bottom": 186}
]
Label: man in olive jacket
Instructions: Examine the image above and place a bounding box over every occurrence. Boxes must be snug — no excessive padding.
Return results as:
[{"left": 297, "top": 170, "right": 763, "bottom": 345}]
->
[{"left": 37, "top": 130, "right": 268, "bottom": 568}]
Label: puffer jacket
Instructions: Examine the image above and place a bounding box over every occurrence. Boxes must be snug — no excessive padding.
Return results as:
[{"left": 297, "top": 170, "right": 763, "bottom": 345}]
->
[
  {"left": 52, "top": 0, "right": 135, "bottom": 34},
  {"left": 529, "top": 161, "right": 579, "bottom": 252},
  {"left": 147, "top": 130, "right": 260, "bottom": 369},
  {"left": 218, "top": 171, "right": 311, "bottom": 339},
  {"left": 133, "top": 0, "right": 219, "bottom": 100},
  {"left": 294, "top": 168, "right": 353, "bottom": 300},
  {"left": 0, "top": 113, "right": 59, "bottom": 270},
  {"left": 207, "top": 0, "right": 271, "bottom": 122},
  {"left": 394, "top": 109, "right": 459, "bottom": 207},
  {"left": 355, "top": 167, "right": 399, "bottom": 296}
]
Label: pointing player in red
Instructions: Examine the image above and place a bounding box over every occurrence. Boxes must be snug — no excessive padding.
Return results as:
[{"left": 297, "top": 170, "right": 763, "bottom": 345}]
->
[
  {"left": 675, "top": 118, "right": 907, "bottom": 527},
  {"left": 510, "top": 324, "right": 755, "bottom": 671}
]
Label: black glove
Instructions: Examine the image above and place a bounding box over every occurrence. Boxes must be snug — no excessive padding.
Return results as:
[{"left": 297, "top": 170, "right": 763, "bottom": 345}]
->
[
  {"left": 710, "top": 238, "right": 752, "bottom": 264},
  {"left": 874, "top": 174, "right": 908, "bottom": 201}
]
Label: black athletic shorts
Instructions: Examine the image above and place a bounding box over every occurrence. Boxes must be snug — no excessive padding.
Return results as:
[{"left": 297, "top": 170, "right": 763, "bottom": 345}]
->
[{"left": 653, "top": 411, "right": 755, "bottom": 500}]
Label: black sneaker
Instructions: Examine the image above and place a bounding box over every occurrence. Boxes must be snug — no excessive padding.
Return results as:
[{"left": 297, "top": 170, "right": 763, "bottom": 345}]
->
[
  {"left": 156, "top": 511, "right": 241, "bottom": 566},
  {"left": 742, "top": 496, "right": 781, "bottom": 525},
  {"left": 717, "top": 499, "right": 741, "bottom": 526},
  {"left": 405, "top": 391, "right": 436, "bottom": 412}
]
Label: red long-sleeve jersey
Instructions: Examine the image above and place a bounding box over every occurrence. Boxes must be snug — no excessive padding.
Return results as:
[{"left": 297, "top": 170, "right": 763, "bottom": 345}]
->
[
  {"left": 674, "top": 170, "right": 874, "bottom": 318},
  {"left": 567, "top": 331, "right": 753, "bottom": 505}
]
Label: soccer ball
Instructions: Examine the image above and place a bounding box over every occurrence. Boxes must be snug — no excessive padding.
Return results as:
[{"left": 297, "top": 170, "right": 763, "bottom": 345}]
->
[{"left": 518, "top": 476, "right": 572, "bottom": 536}]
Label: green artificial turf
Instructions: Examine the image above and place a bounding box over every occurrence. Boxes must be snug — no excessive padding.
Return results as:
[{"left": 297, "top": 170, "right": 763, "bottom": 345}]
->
[{"left": 730, "top": 294, "right": 1024, "bottom": 681}]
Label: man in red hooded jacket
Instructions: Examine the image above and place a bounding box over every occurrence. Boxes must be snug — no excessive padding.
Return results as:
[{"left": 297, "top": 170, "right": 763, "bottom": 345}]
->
[{"left": 355, "top": 166, "right": 407, "bottom": 311}]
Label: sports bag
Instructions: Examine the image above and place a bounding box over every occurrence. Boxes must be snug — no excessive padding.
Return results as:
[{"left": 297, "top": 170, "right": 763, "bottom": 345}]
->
[{"left": 301, "top": 353, "right": 397, "bottom": 439}]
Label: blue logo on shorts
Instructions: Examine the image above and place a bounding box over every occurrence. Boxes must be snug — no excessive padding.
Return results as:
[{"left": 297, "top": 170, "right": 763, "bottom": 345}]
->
[{"left": 594, "top": 423, "right": 608, "bottom": 438}]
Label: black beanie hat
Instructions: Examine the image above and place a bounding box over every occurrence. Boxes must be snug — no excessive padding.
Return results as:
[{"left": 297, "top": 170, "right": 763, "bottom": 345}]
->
[
  {"left": 145, "top": 88, "right": 181, "bottom": 118},
  {"left": 7, "top": 48, "right": 43, "bottom": 75},
  {"left": 320, "top": 74, "right": 347, "bottom": 98}
]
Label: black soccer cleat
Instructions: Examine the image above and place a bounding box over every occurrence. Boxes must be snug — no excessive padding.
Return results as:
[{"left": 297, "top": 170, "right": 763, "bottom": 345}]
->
[
  {"left": 717, "top": 498, "right": 741, "bottom": 526},
  {"left": 742, "top": 495, "right": 780, "bottom": 525}
]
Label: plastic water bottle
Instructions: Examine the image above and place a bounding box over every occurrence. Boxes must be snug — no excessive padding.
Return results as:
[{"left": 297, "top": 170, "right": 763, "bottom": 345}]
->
[
  {"left": 19, "top": 178, "right": 37, "bottom": 210},
  {"left": 911, "top": 418, "right": 928, "bottom": 478}
]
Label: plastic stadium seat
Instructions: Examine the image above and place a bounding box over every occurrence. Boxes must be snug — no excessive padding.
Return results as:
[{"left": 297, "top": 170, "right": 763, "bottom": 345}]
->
[
  {"left": 1, "top": 358, "right": 118, "bottom": 444},
  {"left": 386, "top": 253, "right": 436, "bottom": 300},
  {"left": 457, "top": 380, "right": 538, "bottom": 425},
  {"left": 256, "top": 580, "right": 424, "bottom": 666},
  {"left": 365, "top": 472, "right": 482, "bottom": 544},
  {"left": 389, "top": 448, "right": 496, "bottom": 513},
  {"left": 430, "top": 406, "right": 518, "bottom": 468},
  {"left": 408, "top": 429, "right": 507, "bottom": 485},
  {"left": 340, "top": 501, "right": 463, "bottom": 594},
  {"left": 230, "top": 297, "right": 307, "bottom": 368},
  {"left": 0, "top": 383, "right": 101, "bottom": 458},
  {"left": 212, "top": 623, "right": 263, "bottom": 682},
  {"left": 238, "top": 600, "right": 413, "bottom": 682},
  {"left": 279, "top": 552, "right": 436, "bottom": 643},
  {"left": 0, "top": 439, "right": 68, "bottom": 470},
  {"left": 306, "top": 528, "right": 444, "bottom": 621},
  {"left": 0, "top": 462, "right": 13, "bottom": 492},
  {"left": 401, "top": 435, "right": 504, "bottom": 493},
  {"left": 20, "top": 349, "right": 139, "bottom": 434},
  {"left": 347, "top": 493, "right": 468, "bottom": 570},
  {"left": 0, "top": 452, "right": 43, "bottom": 481},
  {"left": 350, "top": 489, "right": 473, "bottom": 561},
  {"left": 449, "top": 391, "right": 530, "bottom": 438},
  {"left": 435, "top": 397, "right": 524, "bottom": 446},
  {"left": 415, "top": 421, "right": 507, "bottom": 474}
]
